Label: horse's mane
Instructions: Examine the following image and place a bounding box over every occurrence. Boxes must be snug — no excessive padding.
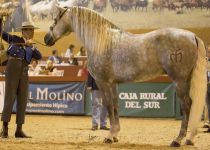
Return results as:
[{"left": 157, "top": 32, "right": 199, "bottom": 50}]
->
[{"left": 69, "top": 6, "right": 122, "bottom": 54}]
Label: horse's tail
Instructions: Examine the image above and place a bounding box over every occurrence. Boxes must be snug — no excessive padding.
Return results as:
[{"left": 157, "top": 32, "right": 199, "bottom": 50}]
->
[{"left": 188, "top": 36, "right": 207, "bottom": 136}]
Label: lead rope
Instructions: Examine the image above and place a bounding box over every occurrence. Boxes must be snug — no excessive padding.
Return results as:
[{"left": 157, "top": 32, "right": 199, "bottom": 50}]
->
[{"left": 32, "top": 39, "right": 48, "bottom": 46}]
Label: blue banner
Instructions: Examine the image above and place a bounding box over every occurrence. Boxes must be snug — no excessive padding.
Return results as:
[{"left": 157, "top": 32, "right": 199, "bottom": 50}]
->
[{"left": 25, "top": 82, "right": 86, "bottom": 115}]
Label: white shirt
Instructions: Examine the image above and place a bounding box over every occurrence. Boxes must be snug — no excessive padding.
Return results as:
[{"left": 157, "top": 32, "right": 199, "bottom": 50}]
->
[
  {"left": 28, "top": 65, "right": 41, "bottom": 76},
  {"left": 64, "top": 48, "right": 73, "bottom": 58}
]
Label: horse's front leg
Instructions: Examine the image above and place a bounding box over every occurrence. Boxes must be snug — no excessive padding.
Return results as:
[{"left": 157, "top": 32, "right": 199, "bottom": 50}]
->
[
  {"left": 103, "top": 104, "right": 120, "bottom": 144},
  {"left": 111, "top": 106, "right": 120, "bottom": 143},
  {"left": 98, "top": 83, "right": 118, "bottom": 144},
  {"left": 103, "top": 103, "right": 116, "bottom": 144}
]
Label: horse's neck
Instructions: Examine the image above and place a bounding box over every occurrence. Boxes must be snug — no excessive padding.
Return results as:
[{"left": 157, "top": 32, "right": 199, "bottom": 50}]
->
[{"left": 70, "top": 10, "right": 121, "bottom": 54}]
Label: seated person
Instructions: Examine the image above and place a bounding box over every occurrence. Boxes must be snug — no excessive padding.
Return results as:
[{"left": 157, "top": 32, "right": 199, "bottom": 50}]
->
[
  {"left": 76, "top": 46, "right": 86, "bottom": 56},
  {"left": 64, "top": 44, "right": 74, "bottom": 58},
  {"left": 39, "top": 60, "right": 57, "bottom": 75},
  {"left": 63, "top": 44, "right": 78, "bottom": 65},
  {"left": 76, "top": 46, "right": 87, "bottom": 66},
  {"left": 28, "top": 59, "right": 41, "bottom": 76},
  {"left": 48, "top": 49, "right": 62, "bottom": 64}
]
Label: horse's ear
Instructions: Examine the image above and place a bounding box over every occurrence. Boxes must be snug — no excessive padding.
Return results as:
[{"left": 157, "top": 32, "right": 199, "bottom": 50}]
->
[{"left": 55, "top": 4, "right": 64, "bottom": 12}]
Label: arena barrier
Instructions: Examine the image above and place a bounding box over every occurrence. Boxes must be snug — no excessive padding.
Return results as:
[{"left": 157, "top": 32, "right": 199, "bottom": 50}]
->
[{"left": 0, "top": 81, "right": 182, "bottom": 118}]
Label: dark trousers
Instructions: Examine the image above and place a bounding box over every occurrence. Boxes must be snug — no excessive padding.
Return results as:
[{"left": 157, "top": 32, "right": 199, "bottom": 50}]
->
[{"left": 1, "top": 59, "right": 29, "bottom": 124}]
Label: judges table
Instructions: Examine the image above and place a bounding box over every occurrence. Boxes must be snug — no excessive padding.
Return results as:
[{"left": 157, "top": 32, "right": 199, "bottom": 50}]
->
[
  {"left": 0, "top": 65, "right": 86, "bottom": 81},
  {"left": 0, "top": 66, "right": 179, "bottom": 118}
]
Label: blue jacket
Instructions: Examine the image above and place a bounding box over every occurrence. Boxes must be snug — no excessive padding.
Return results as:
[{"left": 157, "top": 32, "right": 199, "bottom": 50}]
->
[
  {"left": 1, "top": 32, "right": 42, "bottom": 63},
  {"left": 0, "top": 20, "right": 42, "bottom": 63}
]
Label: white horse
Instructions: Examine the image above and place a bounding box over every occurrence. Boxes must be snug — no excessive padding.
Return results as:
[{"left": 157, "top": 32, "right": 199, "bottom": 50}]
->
[
  {"left": 4, "top": 0, "right": 33, "bottom": 32},
  {"left": 44, "top": 6, "right": 207, "bottom": 147},
  {"left": 0, "top": 1, "right": 19, "bottom": 9},
  {"left": 58, "top": 0, "right": 75, "bottom": 7},
  {"left": 30, "top": 0, "right": 59, "bottom": 20},
  {"left": 30, "top": 0, "right": 47, "bottom": 16}
]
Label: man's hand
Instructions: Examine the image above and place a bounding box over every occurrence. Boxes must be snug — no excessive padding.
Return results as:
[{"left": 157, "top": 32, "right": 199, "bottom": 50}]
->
[{"left": 25, "top": 39, "right": 35, "bottom": 47}]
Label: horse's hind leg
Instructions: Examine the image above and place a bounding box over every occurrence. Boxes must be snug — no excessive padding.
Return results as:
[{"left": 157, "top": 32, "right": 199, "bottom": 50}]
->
[
  {"left": 170, "top": 82, "right": 191, "bottom": 147},
  {"left": 110, "top": 84, "right": 120, "bottom": 142}
]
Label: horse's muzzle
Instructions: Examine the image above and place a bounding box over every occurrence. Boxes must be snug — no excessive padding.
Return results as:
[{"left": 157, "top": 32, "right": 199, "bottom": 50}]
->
[{"left": 44, "top": 32, "right": 55, "bottom": 46}]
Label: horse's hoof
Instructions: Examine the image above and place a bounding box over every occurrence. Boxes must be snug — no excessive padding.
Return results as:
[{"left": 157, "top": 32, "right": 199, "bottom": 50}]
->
[
  {"left": 185, "top": 140, "right": 194, "bottom": 146},
  {"left": 170, "top": 141, "right": 181, "bottom": 147},
  {"left": 113, "top": 137, "right": 118, "bottom": 142},
  {"left": 103, "top": 138, "right": 112, "bottom": 144}
]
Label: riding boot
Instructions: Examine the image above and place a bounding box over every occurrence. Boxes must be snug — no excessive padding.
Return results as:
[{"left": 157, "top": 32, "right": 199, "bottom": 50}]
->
[
  {"left": 0, "top": 122, "right": 8, "bottom": 138},
  {"left": 15, "top": 124, "right": 31, "bottom": 138}
]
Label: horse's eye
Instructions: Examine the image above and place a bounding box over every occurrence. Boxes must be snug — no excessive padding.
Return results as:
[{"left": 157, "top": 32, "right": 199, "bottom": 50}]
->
[{"left": 54, "top": 19, "right": 57, "bottom": 24}]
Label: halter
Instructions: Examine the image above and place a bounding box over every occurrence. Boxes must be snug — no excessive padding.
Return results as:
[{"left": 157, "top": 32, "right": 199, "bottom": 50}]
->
[{"left": 49, "top": 7, "right": 69, "bottom": 42}]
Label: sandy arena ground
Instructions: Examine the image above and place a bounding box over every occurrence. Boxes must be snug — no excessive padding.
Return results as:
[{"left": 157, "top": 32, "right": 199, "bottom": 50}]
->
[{"left": 0, "top": 115, "right": 209, "bottom": 150}]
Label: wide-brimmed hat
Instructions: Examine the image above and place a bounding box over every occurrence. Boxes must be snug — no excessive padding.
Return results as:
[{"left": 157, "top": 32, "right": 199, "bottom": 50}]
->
[{"left": 17, "top": 21, "right": 39, "bottom": 30}]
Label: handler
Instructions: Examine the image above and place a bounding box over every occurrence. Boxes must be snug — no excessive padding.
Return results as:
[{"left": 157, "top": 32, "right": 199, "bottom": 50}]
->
[{"left": 0, "top": 18, "right": 42, "bottom": 138}]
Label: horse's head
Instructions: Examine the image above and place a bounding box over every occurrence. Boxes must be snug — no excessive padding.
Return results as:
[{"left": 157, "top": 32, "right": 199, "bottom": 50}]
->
[{"left": 44, "top": 6, "right": 73, "bottom": 46}]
